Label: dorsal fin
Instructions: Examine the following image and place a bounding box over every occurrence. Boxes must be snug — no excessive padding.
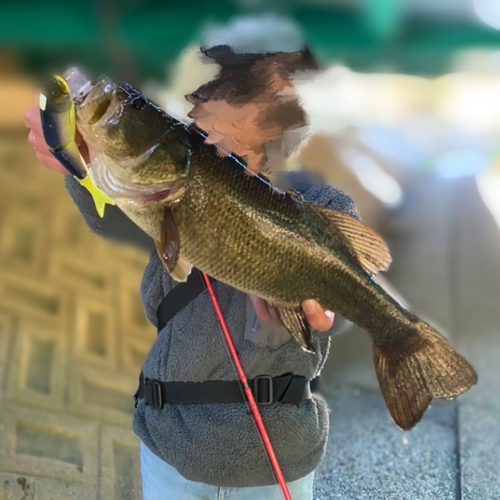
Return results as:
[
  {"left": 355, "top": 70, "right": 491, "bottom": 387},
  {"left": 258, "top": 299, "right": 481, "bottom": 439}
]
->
[{"left": 312, "top": 205, "right": 392, "bottom": 275}]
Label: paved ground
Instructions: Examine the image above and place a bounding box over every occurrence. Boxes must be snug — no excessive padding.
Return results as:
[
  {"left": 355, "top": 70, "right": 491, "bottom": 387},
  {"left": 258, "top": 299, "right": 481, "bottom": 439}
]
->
[
  {"left": 0, "top": 134, "right": 498, "bottom": 499},
  {"left": 315, "top": 176, "right": 500, "bottom": 500}
]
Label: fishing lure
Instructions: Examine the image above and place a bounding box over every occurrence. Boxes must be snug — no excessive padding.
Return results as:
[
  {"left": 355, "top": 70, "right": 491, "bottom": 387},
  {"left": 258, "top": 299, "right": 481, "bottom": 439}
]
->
[{"left": 39, "top": 74, "right": 115, "bottom": 217}]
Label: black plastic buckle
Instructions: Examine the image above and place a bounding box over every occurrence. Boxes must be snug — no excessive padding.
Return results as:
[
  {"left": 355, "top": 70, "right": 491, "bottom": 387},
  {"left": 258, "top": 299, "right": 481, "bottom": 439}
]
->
[
  {"left": 151, "top": 381, "right": 164, "bottom": 409},
  {"left": 145, "top": 378, "right": 164, "bottom": 409},
  {"left": 253, "top": 375, "right": 273, "bottom": 406}
]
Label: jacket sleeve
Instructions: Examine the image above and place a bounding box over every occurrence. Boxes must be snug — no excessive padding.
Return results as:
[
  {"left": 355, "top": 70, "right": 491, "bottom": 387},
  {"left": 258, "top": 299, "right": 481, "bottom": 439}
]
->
[
  {"left": 65, "top": 175, "right": 155, "bottom": 252},
  {"left": 301, "top": 184, "right": 360, "bottom": 220}
]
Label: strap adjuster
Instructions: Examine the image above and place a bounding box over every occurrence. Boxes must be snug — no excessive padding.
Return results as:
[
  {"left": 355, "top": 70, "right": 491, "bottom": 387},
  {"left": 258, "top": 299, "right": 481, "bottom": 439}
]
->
[
  {"left": 253, "top": 375, "right": 273, "bottom": 406},
  {"left": 145, "top": 378, "right": 164, "bottom": 409}
]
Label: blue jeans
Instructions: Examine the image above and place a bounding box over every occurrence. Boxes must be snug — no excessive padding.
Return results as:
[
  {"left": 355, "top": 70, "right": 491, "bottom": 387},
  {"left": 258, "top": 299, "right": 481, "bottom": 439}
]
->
[{"left": 140, "top": 442, "right": 315, "bottom": 500}]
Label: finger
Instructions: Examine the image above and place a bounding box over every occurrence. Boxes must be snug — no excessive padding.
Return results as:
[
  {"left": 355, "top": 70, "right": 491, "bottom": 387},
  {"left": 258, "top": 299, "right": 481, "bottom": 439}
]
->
[
  {"left": 34, "top": 151, "right": 53, "bottom": 166},
  {"left": 35, "top": 152, "right": 69, "bottom": 174},
  {"left": 249, "top": 295, "right": 273, "bottom": 322},
  {"left": 35, "top": 151, "right": 55, "bottom": 167},
  {"left": 27, "top": 130, "right": 37, "bottom": 146},
  {"left": 24, "top": 108, "right": 43, "bottom": 134},
  {"left": 28, "top": 131, "right": 51, "bottom": 154},
  {"left": 302, "top": 300, "right": 335, "bottom": 332}
]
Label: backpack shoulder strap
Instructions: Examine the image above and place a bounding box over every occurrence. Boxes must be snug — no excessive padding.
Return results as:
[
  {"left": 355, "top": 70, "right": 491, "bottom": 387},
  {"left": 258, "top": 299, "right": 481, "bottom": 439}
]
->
[{"left": 156, "top": 268, "right": 208, "bottom": 332}]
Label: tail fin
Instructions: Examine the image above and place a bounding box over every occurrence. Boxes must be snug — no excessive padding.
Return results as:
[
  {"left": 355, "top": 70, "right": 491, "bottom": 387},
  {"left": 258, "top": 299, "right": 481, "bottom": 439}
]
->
[{"left": 373, "top": 321, "right": 477, "bottom": 430}]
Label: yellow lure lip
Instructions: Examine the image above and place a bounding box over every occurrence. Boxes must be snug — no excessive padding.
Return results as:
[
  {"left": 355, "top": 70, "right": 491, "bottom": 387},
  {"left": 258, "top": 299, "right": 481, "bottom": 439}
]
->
[{"left": 77, "top": 175, "right": 116, "bottom": 218}]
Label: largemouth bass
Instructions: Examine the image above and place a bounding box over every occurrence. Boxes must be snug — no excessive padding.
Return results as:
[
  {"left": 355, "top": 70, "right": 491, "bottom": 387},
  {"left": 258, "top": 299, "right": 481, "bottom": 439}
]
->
[{"left": 69, "top": 76, "right": 476, "bottom": 430}]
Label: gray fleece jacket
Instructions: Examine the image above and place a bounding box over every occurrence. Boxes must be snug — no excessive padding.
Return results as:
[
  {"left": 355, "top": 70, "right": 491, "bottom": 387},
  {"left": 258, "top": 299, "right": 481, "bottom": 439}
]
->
[{"left": 65, "top": 170, "right": 359, "bottom": 487}]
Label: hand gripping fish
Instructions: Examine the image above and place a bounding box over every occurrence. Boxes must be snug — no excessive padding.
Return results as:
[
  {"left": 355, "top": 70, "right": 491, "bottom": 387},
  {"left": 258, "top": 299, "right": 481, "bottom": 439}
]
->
[{"left": 45, "top": 73, "right": 477, "bottom": 431}]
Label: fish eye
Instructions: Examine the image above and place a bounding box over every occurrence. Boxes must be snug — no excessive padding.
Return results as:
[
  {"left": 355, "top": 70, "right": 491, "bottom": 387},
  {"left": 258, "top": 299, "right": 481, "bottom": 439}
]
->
[{"left": 131, "top": 96, "right": 147, "bottom": 110}]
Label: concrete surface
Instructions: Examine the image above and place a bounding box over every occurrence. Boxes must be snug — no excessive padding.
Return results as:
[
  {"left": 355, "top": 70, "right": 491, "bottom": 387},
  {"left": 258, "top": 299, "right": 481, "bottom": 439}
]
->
[
  {"left": 0, "top": 135, "right": 497, "bottom": 499},
  {"left": 315, "top": 176, "right": 500, "bottom": 499}
]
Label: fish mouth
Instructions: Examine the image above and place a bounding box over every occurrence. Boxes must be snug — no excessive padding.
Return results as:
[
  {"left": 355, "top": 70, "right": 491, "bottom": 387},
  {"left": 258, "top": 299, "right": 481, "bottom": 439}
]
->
[
  {"left": 76, "top": 77, "right": 119, "bottom": 128},
  {"left": 66, "top": 70, "right": 186, "bottom": 204},
  {"left": 87, "top": 94, "right": 111, "bottom": 125}
]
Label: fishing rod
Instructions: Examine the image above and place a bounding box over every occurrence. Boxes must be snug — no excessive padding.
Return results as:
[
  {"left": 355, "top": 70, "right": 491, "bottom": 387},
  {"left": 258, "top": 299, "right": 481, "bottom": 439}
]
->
[{"left": 202, "top": 272, "right": 293, "bottom": 500}]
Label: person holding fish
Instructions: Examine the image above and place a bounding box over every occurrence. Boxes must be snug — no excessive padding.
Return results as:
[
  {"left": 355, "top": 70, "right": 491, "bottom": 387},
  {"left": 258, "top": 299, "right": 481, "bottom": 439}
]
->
[
  {"left": 24, "top": 33, "right": 342, "bottom": 500},
  {"left": 24, "top": 15, "right": 476, "bottom": 500}
]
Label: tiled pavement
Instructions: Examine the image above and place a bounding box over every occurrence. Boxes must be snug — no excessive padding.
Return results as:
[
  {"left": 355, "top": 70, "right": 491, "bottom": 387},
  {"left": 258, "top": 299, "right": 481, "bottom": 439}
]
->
[{"left": 0, "top": 134, "right": 498, "bottom": 499}]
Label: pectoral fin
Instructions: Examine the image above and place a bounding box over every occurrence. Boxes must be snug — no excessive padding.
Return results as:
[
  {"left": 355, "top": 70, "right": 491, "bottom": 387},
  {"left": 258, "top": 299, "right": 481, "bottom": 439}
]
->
[
  {"left": 270, "top": 305, "right": 315, "bottom": 354},
  {"left": 313, "top": 206, "right": 392, "bottom": 275},
  {"left": 156, "top": 208, "right": 193, "bottom": 282}
]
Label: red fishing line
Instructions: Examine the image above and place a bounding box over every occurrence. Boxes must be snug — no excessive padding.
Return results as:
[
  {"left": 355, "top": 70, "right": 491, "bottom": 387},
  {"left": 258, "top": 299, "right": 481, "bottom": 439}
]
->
[{"left": 202, "top": 273, "right": 293, "bottom": 500}]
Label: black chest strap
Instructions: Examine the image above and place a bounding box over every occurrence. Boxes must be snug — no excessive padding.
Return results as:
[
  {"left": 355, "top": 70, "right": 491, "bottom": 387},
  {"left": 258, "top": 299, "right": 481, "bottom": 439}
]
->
[
  {"left": 157, "top": 268, "right": 207, "bottom": 331},
  {"left": 136, "top": 372, "right": 312, "bottom": 408}
]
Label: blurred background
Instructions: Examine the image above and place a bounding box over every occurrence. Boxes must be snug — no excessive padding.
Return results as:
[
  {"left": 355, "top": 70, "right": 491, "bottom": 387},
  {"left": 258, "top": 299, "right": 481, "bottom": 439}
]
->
[{"left": 0, "top": 1, "right": 499, "bottom": 499}]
